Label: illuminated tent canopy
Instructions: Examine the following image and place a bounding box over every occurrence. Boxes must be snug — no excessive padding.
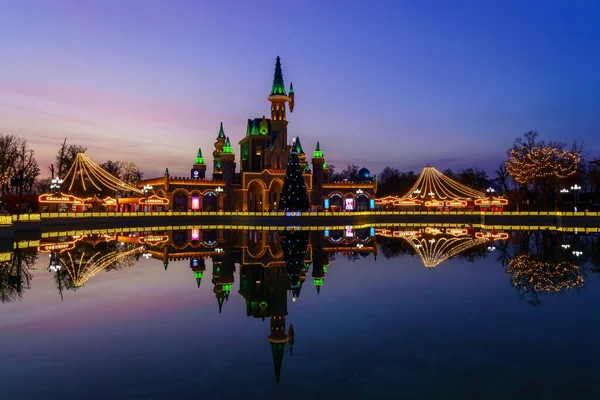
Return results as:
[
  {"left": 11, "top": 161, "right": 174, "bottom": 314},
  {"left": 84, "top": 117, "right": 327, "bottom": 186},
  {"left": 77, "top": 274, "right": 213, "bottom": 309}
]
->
[
  {"left": 63, "top": 153, "right": 143, "bottom": 196},
  {"left": 400, "top": 166, "right": 485, "bottom": 206},
  {"left": 377, "top": 166, "right": 508, "bottom": 208}
]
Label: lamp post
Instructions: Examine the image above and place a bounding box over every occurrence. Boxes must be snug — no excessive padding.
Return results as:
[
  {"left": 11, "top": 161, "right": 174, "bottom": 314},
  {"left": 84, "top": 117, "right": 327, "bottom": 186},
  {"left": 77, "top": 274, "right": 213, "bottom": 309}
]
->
[
  {"left": 50, "top": 177, "right": 63, "bottom": 196},
  {"left": 215, "top": 186, "right": 224, "bottom": 211},
  {"left": 142, "top": 184, "right": 153, "bottom": 212},
  {"left": 570, "top": 184, "right": 581, "bottom": 206},
  {"left": 48, "top": 252, "right": 62, "bottom": 272}
]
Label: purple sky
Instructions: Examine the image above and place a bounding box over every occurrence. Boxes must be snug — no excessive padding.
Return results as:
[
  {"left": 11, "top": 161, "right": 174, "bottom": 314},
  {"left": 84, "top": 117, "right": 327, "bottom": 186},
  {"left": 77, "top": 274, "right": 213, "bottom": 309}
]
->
[{"left": 1, "top": 0, "right": 599, "bottom": 178}]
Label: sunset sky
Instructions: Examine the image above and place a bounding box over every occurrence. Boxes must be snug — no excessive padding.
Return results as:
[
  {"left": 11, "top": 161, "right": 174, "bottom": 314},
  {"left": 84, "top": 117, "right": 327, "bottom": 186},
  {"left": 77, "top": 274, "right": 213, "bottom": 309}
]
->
[{"left": 1, "top": 0, "right": 599, "bottom": 178}]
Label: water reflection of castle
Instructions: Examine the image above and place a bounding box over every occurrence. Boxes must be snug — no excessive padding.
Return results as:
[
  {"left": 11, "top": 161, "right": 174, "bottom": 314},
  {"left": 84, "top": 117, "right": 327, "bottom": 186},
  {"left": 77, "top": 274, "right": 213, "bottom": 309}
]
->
[
  {"left": 9, "top": 225, "right": 593, "bottom": 381},
  {"left": 33, "top": 227, "right": 377, "bottom": 383}
]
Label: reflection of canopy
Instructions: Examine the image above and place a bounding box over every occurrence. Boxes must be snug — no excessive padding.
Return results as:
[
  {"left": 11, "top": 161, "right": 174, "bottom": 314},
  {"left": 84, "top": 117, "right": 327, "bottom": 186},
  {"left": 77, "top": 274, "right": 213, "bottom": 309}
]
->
[
  {"left": 61, "top": 246, "right": 143, "bottom": 287},
  {"left": 401, "top": 166, "right": 485, "bottom": 201},
  {"left": 63, "top": 153, "right": 143, "bottom": 194},
  {"left": 405, "top": 236, "right": 490, "bottom": 268}
]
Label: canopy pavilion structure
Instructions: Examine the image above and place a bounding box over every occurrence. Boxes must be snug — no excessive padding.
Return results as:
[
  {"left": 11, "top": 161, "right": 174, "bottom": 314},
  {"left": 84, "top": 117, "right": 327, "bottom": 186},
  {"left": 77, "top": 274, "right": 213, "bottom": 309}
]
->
[
  {"left": 377, "top": 226, "right": 509, "bottom": 269},
  {"left": 40, "top": 153, "right": 168, "bottom": 212},
  {"left": 375, "top": 166, "right": 508, "bottom": 210}
]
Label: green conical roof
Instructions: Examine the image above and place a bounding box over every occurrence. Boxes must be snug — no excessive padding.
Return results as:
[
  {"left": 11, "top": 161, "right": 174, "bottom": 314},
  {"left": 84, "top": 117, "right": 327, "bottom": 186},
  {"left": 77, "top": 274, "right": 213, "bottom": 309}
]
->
[
  {"left": 217, "top": 122, "right": 226, "bottom": 139},
  {"left": 195, "top": 148, "right": 204, "bottom": 164},
  {"left": 313, "top": 141, "right": 323, "bottom": 158},
  {"left": 163, "top": 262, "right": 168, "bottom": 270},
  {"left": 223, "top": 137, "right": 232, "bottom": 154},
  {"left": 217, "top": 296, "right": 225, "bottom": 313},
  {"left": 289, "top": 82, "right": 294, "bottom": 94},
  {"left": 164, "top": 168, "right": 169, "bottom": 175},
  {"left": 271, "top": 56, "right": 287, "bottom": 96},
  {"left": 293, "top": 137, "right": 304, "bottom": 154}
]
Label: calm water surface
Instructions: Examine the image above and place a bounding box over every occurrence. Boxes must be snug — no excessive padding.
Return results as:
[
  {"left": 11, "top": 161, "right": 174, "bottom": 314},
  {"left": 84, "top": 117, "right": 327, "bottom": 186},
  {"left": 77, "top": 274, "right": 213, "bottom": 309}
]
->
[{"left": 1, "top": 226, "right": 599, "bottom": 399}]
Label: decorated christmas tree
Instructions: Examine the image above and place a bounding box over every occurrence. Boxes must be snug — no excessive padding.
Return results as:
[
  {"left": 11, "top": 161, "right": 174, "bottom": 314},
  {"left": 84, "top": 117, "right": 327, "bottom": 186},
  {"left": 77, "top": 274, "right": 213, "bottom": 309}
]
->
[{"left": 278, "top": 138, "right": 310, "bottom": 212}]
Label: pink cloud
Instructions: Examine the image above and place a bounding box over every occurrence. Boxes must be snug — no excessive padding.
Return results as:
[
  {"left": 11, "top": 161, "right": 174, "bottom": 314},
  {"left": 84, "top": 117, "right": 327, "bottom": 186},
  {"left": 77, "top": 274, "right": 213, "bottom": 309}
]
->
[{"left": 0, "top": 81, "right": 244, "bottom": 129}]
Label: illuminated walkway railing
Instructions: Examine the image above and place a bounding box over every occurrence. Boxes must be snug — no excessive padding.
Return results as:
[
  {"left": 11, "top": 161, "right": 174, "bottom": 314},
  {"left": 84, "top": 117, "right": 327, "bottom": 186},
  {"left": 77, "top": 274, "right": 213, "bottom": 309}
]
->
[{"left": 5, "top": 210, "right": 599, "bottom": 223}]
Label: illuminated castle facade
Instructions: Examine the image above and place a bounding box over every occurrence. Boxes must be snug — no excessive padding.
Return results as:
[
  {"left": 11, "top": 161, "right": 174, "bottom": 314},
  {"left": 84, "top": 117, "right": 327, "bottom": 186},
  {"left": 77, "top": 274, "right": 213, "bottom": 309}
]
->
[{"left": 138, "top": 57, "right": 377, "bottom": 212}]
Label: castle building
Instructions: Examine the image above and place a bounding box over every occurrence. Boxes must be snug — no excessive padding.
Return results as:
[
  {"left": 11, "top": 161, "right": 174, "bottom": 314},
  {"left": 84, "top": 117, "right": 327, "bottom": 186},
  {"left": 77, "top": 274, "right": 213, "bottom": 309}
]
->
[{"left": 138, "top": 57, "right": 377, "bottom": 212}]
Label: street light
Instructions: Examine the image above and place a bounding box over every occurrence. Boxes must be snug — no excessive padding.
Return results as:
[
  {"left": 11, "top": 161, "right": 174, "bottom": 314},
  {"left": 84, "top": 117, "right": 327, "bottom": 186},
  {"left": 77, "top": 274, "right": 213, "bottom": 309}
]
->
[
  {"left": 215, "top": 186, "right": 224, "bottom": 194},
  {"left": 486, "top": 187, "right": 495, "bottom": 195},
  {"left": 570, "top": 184, "right": 581, "bottom": 205},
  {"left": 143, "top": 184, "right": 153, "bottom": 197},
  {"left": 414, "top": 188, "right": 421, "bottom": 195},
  {"left": 48, "top": 252, "right": 62, "bottom": 272},
  {"left": 50, "top": 177, "right": 63, "bottom": 195},
  {"left": 356, "top": 189, "right": 363, "bottom": 194},
  {"left": 560, "top": 188, "right": 569, "bottom": 194}
]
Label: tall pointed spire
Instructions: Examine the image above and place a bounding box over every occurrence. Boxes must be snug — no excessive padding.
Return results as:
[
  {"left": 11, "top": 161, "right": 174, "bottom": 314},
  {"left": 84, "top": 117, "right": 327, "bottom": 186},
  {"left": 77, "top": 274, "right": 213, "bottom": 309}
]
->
[
  {"left": 313, "top": 142, "right": 323, "bottom": 158},
  {"left": 271, "top": 56, "right": 287, "bottom": 96},
  {"left": 217, "top": 122, "right": 226, "bottom": 139},
  {"left": 289, "top": 82, "right": 294, "bottom": 94},
  {"left": 271, "top": 342, "right": 286, "bottom": 383}
]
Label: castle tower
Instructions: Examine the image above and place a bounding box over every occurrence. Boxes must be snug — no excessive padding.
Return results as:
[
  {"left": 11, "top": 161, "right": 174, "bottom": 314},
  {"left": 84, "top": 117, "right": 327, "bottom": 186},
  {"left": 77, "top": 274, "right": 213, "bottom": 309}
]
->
[
  {"left": 311, "top": 142, "right": 325, "bottom": 206},
  {"left": 267, "top": 57, "right": 295, "bottom": 169},
  {"left": 212, "top": 122, "right": 227, "bottom": 180},
  {"left": 191, "top": 148, "right": 206, "bottom": 179},
  {"left": 310, "top": 231, "right": 327, "bottom": 294}
]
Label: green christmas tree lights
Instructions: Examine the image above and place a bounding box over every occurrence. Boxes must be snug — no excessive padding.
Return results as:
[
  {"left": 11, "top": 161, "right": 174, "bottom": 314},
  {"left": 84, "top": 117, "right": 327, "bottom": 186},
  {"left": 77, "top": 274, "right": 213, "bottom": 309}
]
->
[{"left": 278, "top": 138, "right": 310, "bottom": 212}]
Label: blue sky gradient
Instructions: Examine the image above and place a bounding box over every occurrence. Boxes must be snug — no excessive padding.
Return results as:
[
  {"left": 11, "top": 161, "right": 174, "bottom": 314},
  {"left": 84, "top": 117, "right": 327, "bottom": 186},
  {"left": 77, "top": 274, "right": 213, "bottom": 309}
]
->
[{"left": 1, "top": 0, "right": 598, "bottom": 177}]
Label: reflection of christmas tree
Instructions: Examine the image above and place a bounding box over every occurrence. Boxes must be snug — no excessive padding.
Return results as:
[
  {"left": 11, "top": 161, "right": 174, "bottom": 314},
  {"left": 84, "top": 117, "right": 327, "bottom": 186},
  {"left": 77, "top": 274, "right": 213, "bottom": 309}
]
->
[
  {"left": 278, "top": 138, "right": 310, "bottom": 212},
  {"left": 280, "top": 229, "right": 310, "bottom": 299}
]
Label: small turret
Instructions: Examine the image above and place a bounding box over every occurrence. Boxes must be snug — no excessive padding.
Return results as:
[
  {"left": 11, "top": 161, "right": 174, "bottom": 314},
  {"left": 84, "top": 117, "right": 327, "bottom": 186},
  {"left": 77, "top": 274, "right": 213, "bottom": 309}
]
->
[
  {"left": 213, "top": 123, "right": 227, "bottom": 180},
  {"left": 289, "top": 82, "right": 294, "bottom": 112},
  {"left": 195, "top": 148, "right": 204, "bottom": 164},
  {"left": 311, "top": 142, "right": 325, "bottom": 206},
  {"left": 223, "top": 137, "right": 232, "bottom": 154},
  {"left": 191, "top": 148, "right": 206, "bottom": 179}
]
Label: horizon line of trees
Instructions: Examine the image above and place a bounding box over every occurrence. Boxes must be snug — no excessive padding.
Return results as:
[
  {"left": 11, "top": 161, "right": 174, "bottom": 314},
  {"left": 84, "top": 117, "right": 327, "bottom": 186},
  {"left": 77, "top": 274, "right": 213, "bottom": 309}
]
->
[{"left": 2, "top": 130, "right": 599, "bottom": 211}]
